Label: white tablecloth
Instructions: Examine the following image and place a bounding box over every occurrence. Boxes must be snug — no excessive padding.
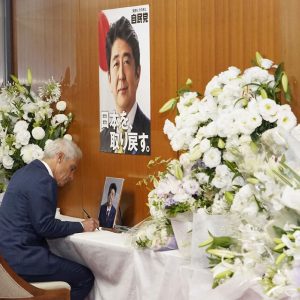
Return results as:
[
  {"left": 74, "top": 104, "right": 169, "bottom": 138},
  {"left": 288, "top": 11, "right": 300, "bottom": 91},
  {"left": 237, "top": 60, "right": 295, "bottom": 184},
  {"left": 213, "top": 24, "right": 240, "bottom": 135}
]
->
[{"left": 49, "top": 214, "right": 190, "bottom": 300}]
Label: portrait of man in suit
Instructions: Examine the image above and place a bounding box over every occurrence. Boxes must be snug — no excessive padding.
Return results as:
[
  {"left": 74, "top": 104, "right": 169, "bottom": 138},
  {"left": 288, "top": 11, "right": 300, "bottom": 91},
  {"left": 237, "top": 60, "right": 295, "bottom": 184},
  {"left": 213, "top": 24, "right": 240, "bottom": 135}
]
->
[
  {"left": 99, "top": 182, "right": 117, "bottom": 228},
  {"left": 100, "top": 15, "right": 150, "bottom": 155}
]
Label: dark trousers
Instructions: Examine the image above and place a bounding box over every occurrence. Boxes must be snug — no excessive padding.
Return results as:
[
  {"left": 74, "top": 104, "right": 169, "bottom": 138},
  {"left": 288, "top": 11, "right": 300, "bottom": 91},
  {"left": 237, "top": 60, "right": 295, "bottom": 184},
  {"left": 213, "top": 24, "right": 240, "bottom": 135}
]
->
[{"left": 20, "top": 255, "right": 94, "bottom": 300}]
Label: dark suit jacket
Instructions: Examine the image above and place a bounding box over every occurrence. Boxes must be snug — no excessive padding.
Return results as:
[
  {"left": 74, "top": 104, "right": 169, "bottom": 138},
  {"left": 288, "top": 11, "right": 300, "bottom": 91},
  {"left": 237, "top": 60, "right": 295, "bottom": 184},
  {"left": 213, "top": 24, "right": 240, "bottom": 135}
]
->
[
  {"left": 0, "top": 160, "right": 83, "bottom": 276},
  {"left": 100, "top": 104, "right": 150, "bottom": 155},
  {"left": 99, "top": 203, "right": 116, "bottom": 228}
]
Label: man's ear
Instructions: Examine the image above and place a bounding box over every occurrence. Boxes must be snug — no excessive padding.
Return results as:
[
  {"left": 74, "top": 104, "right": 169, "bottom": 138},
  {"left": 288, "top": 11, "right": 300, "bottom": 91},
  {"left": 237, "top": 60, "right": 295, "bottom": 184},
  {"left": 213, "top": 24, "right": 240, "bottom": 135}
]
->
[
  {"left": 57, "top": 152, "right": 65, "bottom": 163},
  {"left": 136, "top": 65, "right": 141, "bottom": 79}
]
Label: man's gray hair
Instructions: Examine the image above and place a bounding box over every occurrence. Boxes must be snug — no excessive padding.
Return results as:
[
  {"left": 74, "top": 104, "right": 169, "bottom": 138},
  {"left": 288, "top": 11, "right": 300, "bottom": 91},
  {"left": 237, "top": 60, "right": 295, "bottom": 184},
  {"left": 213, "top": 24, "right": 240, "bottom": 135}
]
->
[{"left": 43, "top": 138, "right": 82, "bottom": 160}]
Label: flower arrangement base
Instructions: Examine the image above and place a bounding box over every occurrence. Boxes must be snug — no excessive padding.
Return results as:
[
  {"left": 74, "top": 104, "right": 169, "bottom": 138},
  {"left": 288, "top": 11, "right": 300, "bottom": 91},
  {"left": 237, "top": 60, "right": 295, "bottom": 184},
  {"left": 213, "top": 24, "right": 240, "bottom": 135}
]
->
[
  {"left": 170, "top": 212, "right": 193, "bottom": 258},
  {"left": 191, "top": 209, "right": 235, "bottom": 268}
]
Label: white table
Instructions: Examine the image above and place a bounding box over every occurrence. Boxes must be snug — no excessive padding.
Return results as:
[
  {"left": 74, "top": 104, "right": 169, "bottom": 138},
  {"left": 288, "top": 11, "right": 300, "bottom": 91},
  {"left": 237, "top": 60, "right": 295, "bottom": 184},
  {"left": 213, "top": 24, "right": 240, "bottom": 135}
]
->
[{"left": 49, "top": 214, "right": 190, "bottom": 300}]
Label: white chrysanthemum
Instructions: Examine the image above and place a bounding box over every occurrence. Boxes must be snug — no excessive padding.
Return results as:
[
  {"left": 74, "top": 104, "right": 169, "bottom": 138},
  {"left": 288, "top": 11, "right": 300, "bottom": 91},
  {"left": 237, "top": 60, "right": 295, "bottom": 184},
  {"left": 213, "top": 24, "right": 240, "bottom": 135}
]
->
[
  {"left": 21, "top": 144, "right": 44, "bottom": 164},
  {"left": 203, "top": 147, "right": 221, "bottom": 168},
  {"left": 13, "top": 120, "right": 29, "bottom": 133},
  {"left": 56, "top": 100, "right": 67, "bottom": 111},
  {"left": 32, "top": 127, "right": 45, "bottom": 140},
  {"left": 2, "top": 155, "right": 14, "bottom": 169}
]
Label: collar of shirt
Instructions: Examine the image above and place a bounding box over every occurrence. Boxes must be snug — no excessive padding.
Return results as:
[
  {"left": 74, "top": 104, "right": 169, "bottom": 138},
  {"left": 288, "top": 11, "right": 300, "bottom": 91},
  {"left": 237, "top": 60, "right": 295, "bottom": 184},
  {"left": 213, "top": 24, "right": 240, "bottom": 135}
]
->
[
  {"left": 40, "top": 160, "right": 54, "bottom": 177},
  {"left": 125, "top": 101, "right": 137, "bottom": 133}
]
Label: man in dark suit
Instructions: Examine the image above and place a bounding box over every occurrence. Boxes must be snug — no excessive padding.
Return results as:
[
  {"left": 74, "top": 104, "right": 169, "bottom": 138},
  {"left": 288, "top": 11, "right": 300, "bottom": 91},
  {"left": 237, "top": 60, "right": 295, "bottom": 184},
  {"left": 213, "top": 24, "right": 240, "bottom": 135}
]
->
[
  {"left": 100, "top": 16, "right": 150, "bottom": 155},
  {"left": 0, "top": 138, "right": 99, "bottom": 300},
  {"left": 99, "top": 182, "right": 117, "bottom": 228}
]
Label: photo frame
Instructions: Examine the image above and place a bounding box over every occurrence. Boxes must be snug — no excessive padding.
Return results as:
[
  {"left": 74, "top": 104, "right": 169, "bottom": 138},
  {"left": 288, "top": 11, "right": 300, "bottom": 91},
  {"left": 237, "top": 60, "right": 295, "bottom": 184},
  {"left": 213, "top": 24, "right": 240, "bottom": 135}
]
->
[{"left": 98, "top": 177, "right": 124, "bottom": 228}]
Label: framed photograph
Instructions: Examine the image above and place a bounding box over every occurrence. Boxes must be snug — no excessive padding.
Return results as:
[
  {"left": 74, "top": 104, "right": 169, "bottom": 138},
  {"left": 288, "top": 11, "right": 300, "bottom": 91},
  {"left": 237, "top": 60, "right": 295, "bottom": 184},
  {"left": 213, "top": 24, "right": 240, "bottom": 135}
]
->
[{"left": 98, "top": 177, "right": 124, "bottom": 228}]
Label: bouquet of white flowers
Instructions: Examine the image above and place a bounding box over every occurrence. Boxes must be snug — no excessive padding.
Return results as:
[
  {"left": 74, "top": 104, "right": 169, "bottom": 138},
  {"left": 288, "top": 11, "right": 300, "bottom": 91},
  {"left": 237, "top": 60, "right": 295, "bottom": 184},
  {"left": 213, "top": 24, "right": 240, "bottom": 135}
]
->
[
  {"left": 134, "top": 52, "right": 300, "bottom": 299},
  {"left": 0, "top": 70, "right": 72, "bottom": 192}
]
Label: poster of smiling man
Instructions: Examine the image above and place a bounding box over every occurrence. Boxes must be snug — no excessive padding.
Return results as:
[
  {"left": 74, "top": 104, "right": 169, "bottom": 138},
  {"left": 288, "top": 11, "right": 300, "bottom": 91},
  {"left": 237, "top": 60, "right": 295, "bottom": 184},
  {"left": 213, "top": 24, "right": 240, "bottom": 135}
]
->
[{"left": 98, "top": 5, "right": 150, "bottom": 155}]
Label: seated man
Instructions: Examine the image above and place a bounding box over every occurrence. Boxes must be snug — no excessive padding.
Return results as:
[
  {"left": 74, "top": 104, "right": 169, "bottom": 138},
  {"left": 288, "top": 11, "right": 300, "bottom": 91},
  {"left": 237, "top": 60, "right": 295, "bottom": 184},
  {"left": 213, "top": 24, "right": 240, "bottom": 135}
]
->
[
  {"left": 99, "top": 183, "right": 117, "bottom": 228},
  {"left": 0, "top": 138, "right": 99, "bottom": 300}
]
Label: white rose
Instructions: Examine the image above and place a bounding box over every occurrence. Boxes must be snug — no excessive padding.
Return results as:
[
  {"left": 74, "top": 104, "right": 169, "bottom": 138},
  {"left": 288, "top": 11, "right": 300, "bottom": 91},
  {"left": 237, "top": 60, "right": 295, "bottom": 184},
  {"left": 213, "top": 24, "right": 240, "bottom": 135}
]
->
[
  {"left": 56, "top": 100, "right": 67, "bottom": 111},
  {"left": 2, "top": 155, "right": 14, "bottom": 169},
  {"left": 63, "top": 134, "right": 72, "bottom": 141},
  {"left": 15, "top": 130, "right": 31, "bottom": 146},
  {"left": 32, "top": 127, "right": 45, "bottom": 140},
  {"left": 14, "top": 120, "right": 29, "bottom": 133},
  {"left": 21, "top": 144, "right": 44, "bottom": 164}
]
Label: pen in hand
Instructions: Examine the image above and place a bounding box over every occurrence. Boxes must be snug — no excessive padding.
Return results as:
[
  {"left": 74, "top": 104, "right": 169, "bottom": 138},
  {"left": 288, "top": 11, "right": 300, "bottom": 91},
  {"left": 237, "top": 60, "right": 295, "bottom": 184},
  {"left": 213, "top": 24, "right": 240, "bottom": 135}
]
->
[
  {"left": 82, "top": 208, "right": 100, "bottom": 231},
  {"left": 83, "top": 208, "right": 91, "bottom": 218}
]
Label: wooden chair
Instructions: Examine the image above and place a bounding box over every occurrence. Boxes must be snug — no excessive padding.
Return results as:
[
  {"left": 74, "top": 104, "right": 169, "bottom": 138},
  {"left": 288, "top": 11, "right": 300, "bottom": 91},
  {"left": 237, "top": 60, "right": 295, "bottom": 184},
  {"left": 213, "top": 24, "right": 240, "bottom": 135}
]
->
[{"left": 0, "top": 255, "right": 70, "bottom": 299}]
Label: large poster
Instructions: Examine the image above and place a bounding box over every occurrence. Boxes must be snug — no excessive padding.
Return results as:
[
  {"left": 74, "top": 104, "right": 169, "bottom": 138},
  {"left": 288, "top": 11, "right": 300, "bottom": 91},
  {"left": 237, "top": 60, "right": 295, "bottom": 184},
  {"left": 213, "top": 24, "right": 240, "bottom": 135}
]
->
[{"left": 98, "top": 5, "right": 150, "bottom": 155}]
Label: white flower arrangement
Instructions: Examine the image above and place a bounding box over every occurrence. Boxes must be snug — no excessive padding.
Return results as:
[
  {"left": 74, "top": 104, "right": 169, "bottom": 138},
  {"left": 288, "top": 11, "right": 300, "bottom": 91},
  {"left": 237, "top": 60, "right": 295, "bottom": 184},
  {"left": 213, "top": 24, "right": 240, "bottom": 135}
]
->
[
  {"left": 131, "top": 217, "right": 175, "bottom": 250},
  {"left": 0, "top": 70, "right": 72, "bottom": 192},
  {"left": 134, "top": 52, "right": 300, "bottom": 298}
]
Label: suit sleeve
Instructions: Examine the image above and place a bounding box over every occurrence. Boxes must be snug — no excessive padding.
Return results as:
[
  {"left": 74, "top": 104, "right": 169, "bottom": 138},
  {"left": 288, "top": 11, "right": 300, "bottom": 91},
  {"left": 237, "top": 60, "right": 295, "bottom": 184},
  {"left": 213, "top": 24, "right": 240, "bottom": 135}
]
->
[{"left": 27, "top": 176, "right": 83, "bottom": 238}]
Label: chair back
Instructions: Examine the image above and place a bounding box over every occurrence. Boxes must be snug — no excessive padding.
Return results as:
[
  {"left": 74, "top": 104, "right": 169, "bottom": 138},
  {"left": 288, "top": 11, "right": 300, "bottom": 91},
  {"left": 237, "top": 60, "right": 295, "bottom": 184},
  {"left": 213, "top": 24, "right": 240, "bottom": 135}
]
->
[
  {"left": 0, "top": 255, "right": 70, "bottom": 299},
  {"left": 0, "top": 256, "right": 33, "bottom": 298}
]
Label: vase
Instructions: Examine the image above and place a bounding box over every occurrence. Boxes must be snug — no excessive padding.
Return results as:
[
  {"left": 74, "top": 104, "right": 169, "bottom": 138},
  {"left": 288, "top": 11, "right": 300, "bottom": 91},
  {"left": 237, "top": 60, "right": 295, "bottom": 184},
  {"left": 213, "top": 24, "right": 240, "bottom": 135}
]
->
[
  {"left": 170, "top": 211, "right": 193, "bottom": 258},
  {"left": 191, "top": 208, "right": 235, "bottom": 268}
]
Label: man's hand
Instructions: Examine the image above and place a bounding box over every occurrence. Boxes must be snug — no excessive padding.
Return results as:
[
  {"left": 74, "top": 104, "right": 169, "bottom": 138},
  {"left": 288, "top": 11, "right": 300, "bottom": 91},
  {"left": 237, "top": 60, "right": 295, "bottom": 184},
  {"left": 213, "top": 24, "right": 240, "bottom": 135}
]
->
[{"left": 81, "top": 218, "right": 99, "bottom": 232}]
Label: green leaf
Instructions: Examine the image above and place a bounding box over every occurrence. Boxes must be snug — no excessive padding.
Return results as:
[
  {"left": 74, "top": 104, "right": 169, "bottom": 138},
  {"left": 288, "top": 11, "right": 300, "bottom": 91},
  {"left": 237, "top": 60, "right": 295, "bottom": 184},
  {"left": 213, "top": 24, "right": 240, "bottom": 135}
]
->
[
  {"left": 10, "top": 74, "right": 19, "bottom": 84},
  {"left": 212, "top": 236, "right": 235, "bottom": 248},
  {"left": 199, "top": 236, "right": 213, "bottom": 248},
  {"left": 274, "top": 63, "right": 284, "bottom": 85},
  {"left": 273, "top": 225, "right": 286, "bottom": 237}
]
